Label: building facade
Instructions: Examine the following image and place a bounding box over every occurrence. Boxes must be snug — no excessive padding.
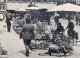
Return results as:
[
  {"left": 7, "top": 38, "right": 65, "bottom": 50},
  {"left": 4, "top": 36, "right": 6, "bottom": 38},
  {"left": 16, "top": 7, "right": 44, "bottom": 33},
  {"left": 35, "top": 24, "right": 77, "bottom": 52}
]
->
[
  {"left": 7, "top": 0, "right": 56, "bottom": 3},
  {"left": 0, "top": 0, "right": 7, "bottom": 20},
  {"left": 0, "top": 0, "right": 6, "bottom": 10},
  {"left": 57, "top": 0, "right": 80, "bottom": 5},
  {"left": 7, "top": 0, "right": 80, "bottom": 5}
]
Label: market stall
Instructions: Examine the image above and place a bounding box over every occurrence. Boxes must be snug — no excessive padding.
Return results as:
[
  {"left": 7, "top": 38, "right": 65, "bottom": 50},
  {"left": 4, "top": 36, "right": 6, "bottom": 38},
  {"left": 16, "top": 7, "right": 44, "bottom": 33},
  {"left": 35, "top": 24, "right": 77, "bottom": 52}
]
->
[{"left": 47, "top": 3, "right": 80, "bottom": 19}]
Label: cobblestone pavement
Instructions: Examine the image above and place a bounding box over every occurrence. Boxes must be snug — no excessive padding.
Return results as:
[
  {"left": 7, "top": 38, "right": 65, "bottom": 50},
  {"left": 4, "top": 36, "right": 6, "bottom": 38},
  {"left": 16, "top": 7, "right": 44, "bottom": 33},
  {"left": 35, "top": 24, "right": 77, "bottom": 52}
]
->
[{"left": 0, "top": 19, "right": 80, "bottom": 58}]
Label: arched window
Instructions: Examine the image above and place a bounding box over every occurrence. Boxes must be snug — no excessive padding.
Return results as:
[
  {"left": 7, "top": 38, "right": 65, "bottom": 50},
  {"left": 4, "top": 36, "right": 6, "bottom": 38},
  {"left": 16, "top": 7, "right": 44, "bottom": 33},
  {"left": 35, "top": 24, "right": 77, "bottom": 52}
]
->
[
  {"left": 8, "top": 0, "right": 15, "bottom": 2},
  {"left": 50, "top": 0, "right": 55, "bottom": 2},
  {"left": 43, "top": 0, "right": 47, "bottom": 2},
  {"left": 36, "top": 0, "right": 41, "bottom": 2}
]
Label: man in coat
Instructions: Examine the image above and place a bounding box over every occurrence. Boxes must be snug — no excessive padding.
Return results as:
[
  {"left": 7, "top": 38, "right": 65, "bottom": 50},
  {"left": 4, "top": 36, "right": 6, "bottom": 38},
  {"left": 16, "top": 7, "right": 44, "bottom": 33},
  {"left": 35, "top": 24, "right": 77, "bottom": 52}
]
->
[
  {"left": 54, "top": 12, "right": 60, "bottom": 27},
  {"left": 66, "top": 22, "right": 74, "bottom": 38},
  {"left": 20, "top": 19, "right": 35, "bottom": 57},
  {"left": 6, "top": 13, "right": 11, "bottom": 32},
  {"left": 67, "top": 14, "right": 72, "bottom": 24}
]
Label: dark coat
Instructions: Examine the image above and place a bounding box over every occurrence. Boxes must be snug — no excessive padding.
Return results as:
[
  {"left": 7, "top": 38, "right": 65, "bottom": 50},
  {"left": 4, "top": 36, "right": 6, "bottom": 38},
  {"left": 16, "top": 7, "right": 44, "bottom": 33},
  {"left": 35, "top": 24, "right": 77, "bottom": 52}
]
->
[
  {"left": 67, "top": 22, "right": 74, "bottom": 30},
  {"left": 56, "top": 23, "right": 64, "bottom": 33},
  {"left": 67, "top": 15, "right": 72, "bottom": 21},
  {"left": 57, "top": 26, "right": 64, "bottom": 33},
  {"left": 6, "top": 16, "right": 11, "bottom": 26},
  {"left": 76, "top": 16, "right": 78, "bottom": 21},
  {"left": 76, "top": 15, "right": 80, "bottom": 21},
  {"left": 54, "top": 16, "right": 59, "bottom": 23},
  {"left": 21, "top": 24, "right": 34, "bottom": 40}
]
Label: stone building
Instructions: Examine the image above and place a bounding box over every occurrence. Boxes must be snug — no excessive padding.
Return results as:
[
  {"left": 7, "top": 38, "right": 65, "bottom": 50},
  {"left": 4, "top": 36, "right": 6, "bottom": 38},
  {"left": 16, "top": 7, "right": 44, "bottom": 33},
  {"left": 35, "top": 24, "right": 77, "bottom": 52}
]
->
[
  {"left": 57, "top": 0, "right": 80, "bottom": 5},
  {"left": 0, "top": 0, "right": 7, "bottom": 20},
  {"left": 7, "top": 0, "right": 80, "bottom": 5},
  {"left": 7, "top": 0, "right": 56, "bottom": 3}
]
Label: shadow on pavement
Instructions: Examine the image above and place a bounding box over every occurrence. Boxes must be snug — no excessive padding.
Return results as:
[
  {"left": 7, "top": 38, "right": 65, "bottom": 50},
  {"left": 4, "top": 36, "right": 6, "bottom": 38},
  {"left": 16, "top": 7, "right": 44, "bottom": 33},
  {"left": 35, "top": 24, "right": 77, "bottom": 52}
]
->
[
  {"left": 0, "top": 30, "right": 3, "bottom": 34},
  {"left": 19, "top": 50, "right": 26, "bottom": 56}
]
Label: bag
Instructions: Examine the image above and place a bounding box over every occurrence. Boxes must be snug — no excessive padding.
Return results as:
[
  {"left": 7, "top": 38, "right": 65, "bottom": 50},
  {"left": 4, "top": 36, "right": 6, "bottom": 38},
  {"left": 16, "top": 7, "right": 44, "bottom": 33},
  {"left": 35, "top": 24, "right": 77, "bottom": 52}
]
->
[{"left": 14, "top": 27, "right": 23, "bottom": 34}]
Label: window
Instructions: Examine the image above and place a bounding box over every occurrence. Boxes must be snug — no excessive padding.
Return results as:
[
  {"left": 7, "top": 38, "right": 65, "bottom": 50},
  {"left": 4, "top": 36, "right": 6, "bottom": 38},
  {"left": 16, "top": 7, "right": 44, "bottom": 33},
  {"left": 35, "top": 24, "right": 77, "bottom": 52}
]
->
[
  {"left": 22, "top": 0, "right": 26, "bottom": 2},
  {"left": 43, "top": 0, "right": 47, "bottom": 2},
  {"left": 50, "top": 0, "right": 55, "bottom": 2},
  {"left": 22, "top": 0, "right": 26, "bottom": 1},
  {"left": 0, "top": 0, "right": 4, "bottom": 2},
  {"left": 0, "top": 4, "right": 4, "bottom": 10},
  {"left": 15, "top": 0, "right": 19, "bottom": 1},
  {"left": 32, "top": 0, "right": 35, "bottom": 2},
  {"left": 36, "top": 0, "right": 41, "bottom": 2},
  {"left": 8, "top": 0, "right": 13, "bottom": 1},
  {"left": 2, "top": 5, "right": 4, "bottom": 9},
  {"left": 8, "top": 0, "right": 14, "bottom": 2},
  {"left": 26, "top": 0, "right": 30, "bottom": 2}
]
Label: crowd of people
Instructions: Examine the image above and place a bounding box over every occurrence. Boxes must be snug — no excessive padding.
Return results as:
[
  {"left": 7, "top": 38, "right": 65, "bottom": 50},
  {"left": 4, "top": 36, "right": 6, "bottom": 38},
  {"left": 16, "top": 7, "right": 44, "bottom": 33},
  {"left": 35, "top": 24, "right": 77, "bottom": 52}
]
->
[{"left": 5, "top": 11, "right": 79, "bottom": 57}]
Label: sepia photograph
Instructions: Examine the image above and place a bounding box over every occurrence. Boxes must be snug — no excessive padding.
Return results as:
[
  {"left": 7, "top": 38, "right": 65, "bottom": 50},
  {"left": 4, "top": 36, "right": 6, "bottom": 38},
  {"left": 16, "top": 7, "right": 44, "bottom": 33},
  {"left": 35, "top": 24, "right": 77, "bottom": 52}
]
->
[{"left": 0, "top": 0, "right": 80, "bottom": 58}]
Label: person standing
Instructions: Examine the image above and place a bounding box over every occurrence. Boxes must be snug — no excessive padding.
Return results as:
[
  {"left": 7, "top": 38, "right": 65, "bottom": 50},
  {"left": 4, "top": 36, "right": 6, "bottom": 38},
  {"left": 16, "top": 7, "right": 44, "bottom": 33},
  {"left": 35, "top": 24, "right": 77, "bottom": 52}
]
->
[
  {"left": 56, "top": 22, "right": 65, "bottom": 34},
  {"left": 67, "top": 14, "right": 72, "bottom": 24},
  {"left": 54, "top": 12, "right": 60, "bottom": 27},
  {"left": 20, "top": 19, "right": 35, "bottom": 57},
  {"left": 76, "top": 13, "right": 80, "bottom": 25},
  {"left": 6, "top": 13, "right": 11, "bottom": 32},
  {"left": 76, "top": 14, "right": 79, "bottom": 25},
  {"left": 24, "top": 12, "right": 31, "bottom": 23},
  {"left": 66, "top": 22, "right": 74, "bottom": 38}
]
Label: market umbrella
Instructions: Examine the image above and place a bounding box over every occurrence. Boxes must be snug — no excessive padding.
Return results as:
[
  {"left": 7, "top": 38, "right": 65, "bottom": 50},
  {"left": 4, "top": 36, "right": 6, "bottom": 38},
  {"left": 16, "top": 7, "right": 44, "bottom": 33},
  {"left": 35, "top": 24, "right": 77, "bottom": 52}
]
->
[
  {"left": 16, "top": 8, "right": 27, "bottom": 12},
  {"left": 15, "top": 8, "right": 27, "bottom": 17},
  {"left": 48, "top": 3, "right": 80, "bottom": 12},
  {"left": 26, "top": 6, "right": 49, "bottom": 10},
  {"left": 39, "top": 7, "right": 49, "bottom": 10},
  {"left": 26, "top": 6, "right": 40, "bottom": 10}
]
